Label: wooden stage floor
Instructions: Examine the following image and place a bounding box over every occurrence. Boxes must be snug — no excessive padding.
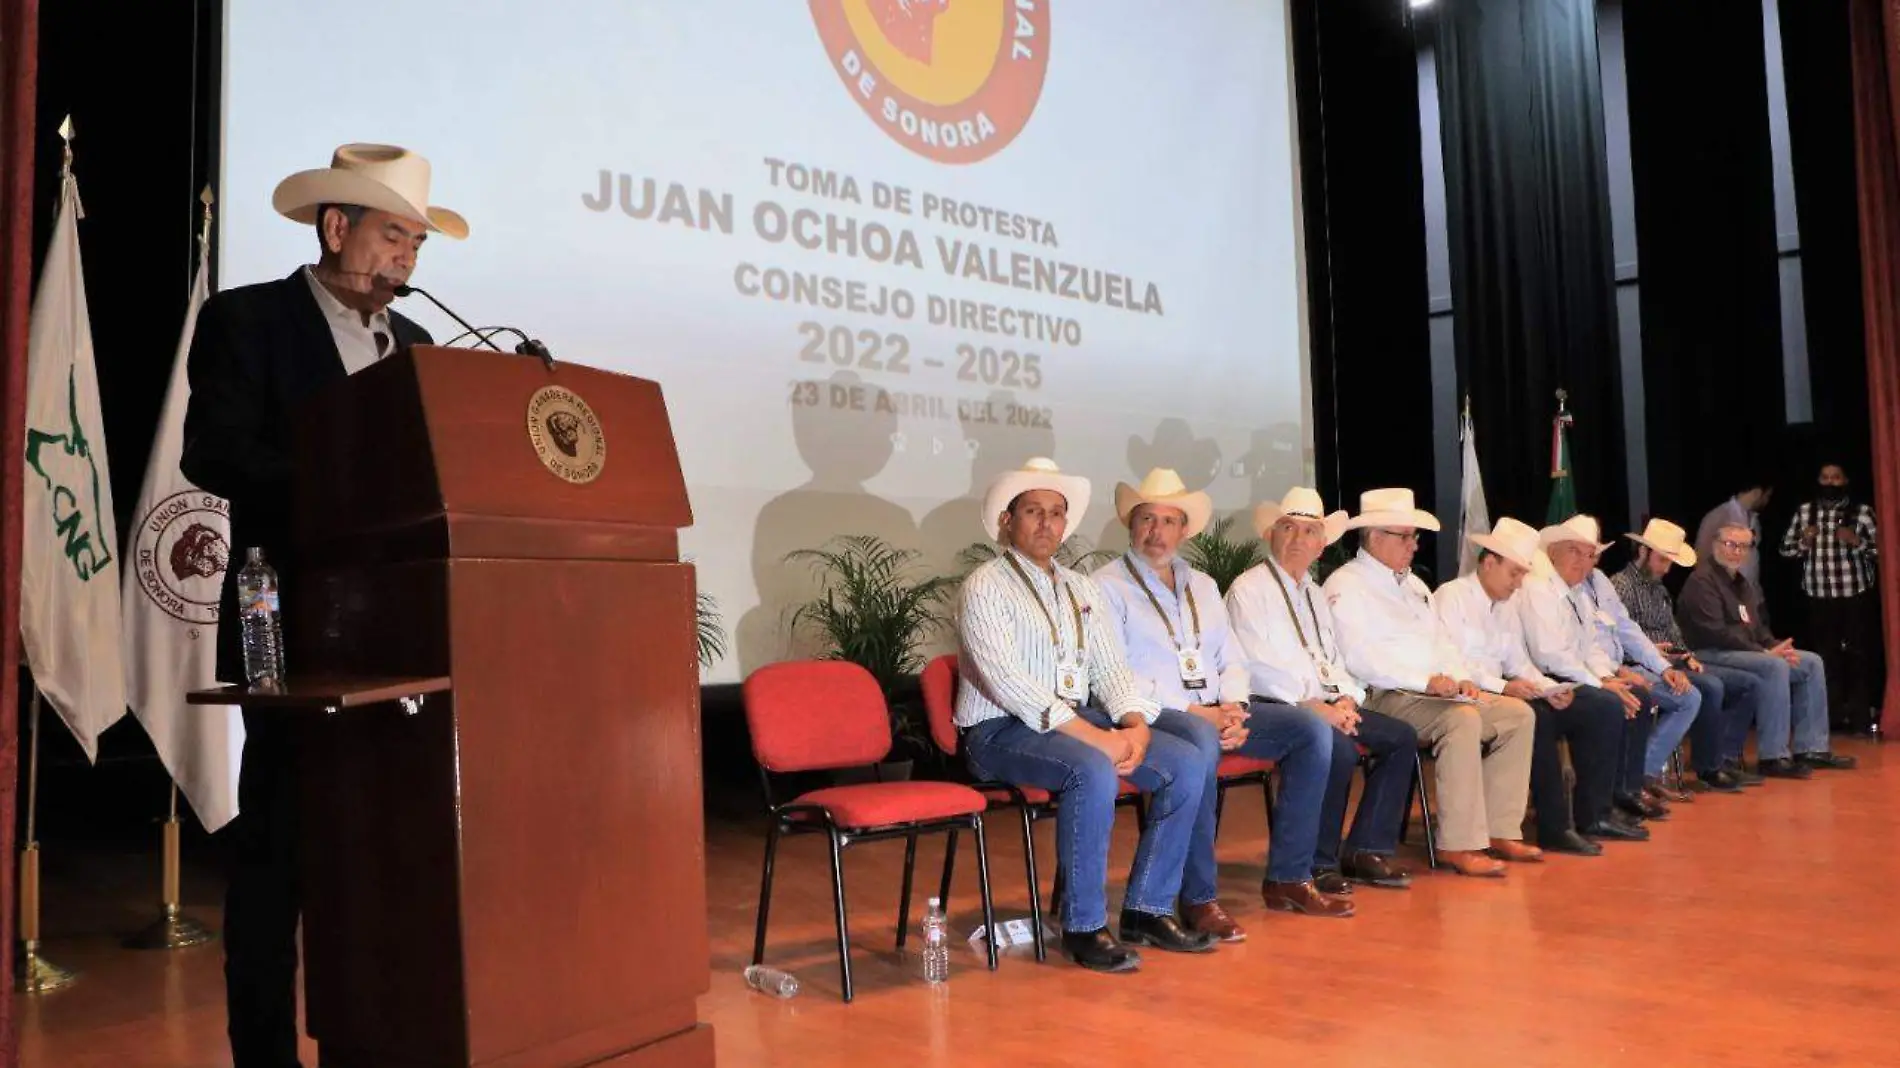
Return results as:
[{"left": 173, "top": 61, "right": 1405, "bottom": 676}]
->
[{"left": 20, "top": 736, "right": 1898, "bottom": 1067}]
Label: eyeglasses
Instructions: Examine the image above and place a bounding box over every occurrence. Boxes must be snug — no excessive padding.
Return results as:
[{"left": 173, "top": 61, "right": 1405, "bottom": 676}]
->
[
  {"left": 1718, "top": 539, "right": 1755, "bottom": 550},
  {"left": 1376, "top": 529, "right": 1421, "bottom": 543}
]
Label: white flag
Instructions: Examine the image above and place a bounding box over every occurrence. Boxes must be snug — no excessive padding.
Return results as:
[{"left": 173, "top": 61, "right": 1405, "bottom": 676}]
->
[
  {"left": 1457, "top": 404, "right": 1491, "bottom": 577},
  {"left": 22, "top": 172, "right": 125, "bottom": 759},
  {"left": 122, "top": 227, "right": 244, "bottom": 831}
]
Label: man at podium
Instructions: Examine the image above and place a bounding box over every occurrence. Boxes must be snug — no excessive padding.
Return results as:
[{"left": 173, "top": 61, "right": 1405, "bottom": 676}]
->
[{"left": 179, "top": 142, "right": 465, "bottom": 1068}]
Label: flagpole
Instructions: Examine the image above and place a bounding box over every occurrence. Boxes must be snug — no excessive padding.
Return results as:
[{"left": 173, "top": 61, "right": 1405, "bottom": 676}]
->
[
  {"left": 19, "top": 690, "right": 76, "bottom": 993},
  {"left": 125, "top": 783, "right": 213, "bottom": 950}
]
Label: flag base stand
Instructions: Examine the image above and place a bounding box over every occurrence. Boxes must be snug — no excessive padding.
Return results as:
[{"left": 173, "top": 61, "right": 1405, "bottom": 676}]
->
[
  {"left": 18, "top": 940, "right": 77, "bottom": 994},
  {"left": 126, "top": 904, "right": 215, "bottom": 951}
]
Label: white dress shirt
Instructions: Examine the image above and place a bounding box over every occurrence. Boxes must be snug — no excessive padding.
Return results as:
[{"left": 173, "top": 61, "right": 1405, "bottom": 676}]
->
[
  {"left": 303, "top": 266, "right": 393, "bottom": 376},
  {"left": 1433, "top": 575, "right": 1559, "bottom": 694},
  {"left": 1516, "top": 569, "right": 1619, "bottom": 684},
  {"left": 1322, "top": 551, "right": 1471, "bottom": 692},
  {"left": 955, "top": 550, "right": 1159, "bottom": 732},
  {"left": 1091, "top": 553, "right": 1250, "bottom": 709},
  {"left": 1225, "top": 557, "right": 1367, "bottom": 704}
]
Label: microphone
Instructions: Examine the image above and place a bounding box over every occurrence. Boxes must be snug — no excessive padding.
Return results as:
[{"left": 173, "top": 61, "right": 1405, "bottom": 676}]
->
[{"left": 393, "top": 284, "right": 556, "bottom": 369}]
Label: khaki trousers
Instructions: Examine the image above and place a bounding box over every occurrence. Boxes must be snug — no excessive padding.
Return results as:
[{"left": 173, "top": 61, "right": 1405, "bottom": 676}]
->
[{"left": 1363, "top": 690, "right": 1535, "bottom": 852}]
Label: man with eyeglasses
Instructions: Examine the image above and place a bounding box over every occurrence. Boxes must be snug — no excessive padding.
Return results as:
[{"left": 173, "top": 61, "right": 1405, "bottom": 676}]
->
[
  {"left": 1677, "top": 523, "right": 1856, "bottom": 777},
  {"left": 1321, "top": 489, "right": 1538, "bottom": 878}
]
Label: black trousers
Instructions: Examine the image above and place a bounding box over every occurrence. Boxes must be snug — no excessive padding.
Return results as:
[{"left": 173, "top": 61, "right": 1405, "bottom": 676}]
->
[
  {"left": 223, "top": 711, "right": 303, "bottom": 1068},
  {"left": 1808, "top": 591, "right": 1877, "bottom": 726},
  {"left": 1528, "top": 687, "right": 1624, "bottom": 842}
]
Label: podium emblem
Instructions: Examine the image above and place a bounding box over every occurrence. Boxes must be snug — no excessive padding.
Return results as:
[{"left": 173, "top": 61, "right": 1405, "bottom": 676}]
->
[{"left": 527, "top": 386, "right": 606, "bottom": 484}]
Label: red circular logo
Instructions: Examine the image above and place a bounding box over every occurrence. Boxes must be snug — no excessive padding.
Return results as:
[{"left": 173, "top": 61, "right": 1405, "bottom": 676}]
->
[{"left": 810, "top": 1, "right": 1052, "bottom": 165}]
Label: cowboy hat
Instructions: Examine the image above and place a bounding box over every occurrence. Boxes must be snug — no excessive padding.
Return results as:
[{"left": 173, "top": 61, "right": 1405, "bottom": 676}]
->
[
  {"left": 983, "top": 457, "right": 1091, "bottom": 542},
  {"left": 1626, "top": 517, "right": 1697, "bottom": 567},
  {"left": 1469, "top": 517, "right": 1542, "bottom": 570},
  {"left": 1343, "top": 488, "right": 1441, "bottom": 532},
  {"left": 273, "top": 143, "right": 469, "bottom": 239},
  {"left": 1539, "top": 514, "right": 1614, "bottom": 552},
  {"left": 1254, "top": 486, "right": 1348, "bottom": 545},
  {"left": 1115, "top": 468, "right": 1213, "bottom": 538}
]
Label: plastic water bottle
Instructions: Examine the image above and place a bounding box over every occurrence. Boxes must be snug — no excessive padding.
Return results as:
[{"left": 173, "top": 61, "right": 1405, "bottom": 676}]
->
[
  {"left": 237, "top": 547, "right": 286, "bottom": 688},
  {"left": 922, "top": 896, "right": 949, "bottom": 983},
  {"left": 743, "top": 964, "right": 799, "bottom": 998}
]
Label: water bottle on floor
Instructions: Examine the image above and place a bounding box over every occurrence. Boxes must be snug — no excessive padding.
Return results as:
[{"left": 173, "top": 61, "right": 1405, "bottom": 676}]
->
[
  {"left": 237, "top": 547, "right": 286, "bottom": 688},
  {"left": 743, "top": 964, "right": 799, "bottom": 998},
  {"left": 922, "top": 896, "right": 949, "bottom": 983}
]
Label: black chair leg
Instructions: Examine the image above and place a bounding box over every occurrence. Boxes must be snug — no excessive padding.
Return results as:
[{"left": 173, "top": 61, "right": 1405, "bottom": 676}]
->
[
  {"left": 1414, "top": 751, "right": 1438, "bottom": 870},
  {"left": 1213, "top": 780, "right": 1228, "bottom": 830},
  {"left": 826, "top": 828, "right": 854, "bottom": 1003},
  {"left": 971, "top": 815, "right": 999, "bottom": 972},
  {"left": 1132, "top": 795, "right": 1149, "bottom": 833},
  {"left": 896, "top": 831, "right": 919, "bottom": 950},
  {"left": 1020, "top": 808, "right": 1046, "bottom": 962},
  {"left": 937, "top": 827, "right": 960, "bottom": 914},
  {"left": 1262, "top": 772, "right": 1275, "bottom": 834},
  {"left": 752, "top": 819, "right": 781, "bottom": 966}
]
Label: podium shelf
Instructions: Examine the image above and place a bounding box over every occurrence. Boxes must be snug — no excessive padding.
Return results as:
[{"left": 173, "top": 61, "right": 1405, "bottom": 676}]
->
[{"left": 186, "top": 675, "right": 452, "bottom": 712}]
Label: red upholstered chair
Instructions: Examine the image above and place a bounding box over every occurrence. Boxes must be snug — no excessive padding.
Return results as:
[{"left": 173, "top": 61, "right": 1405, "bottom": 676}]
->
[
  {"left": 745, "top": 660, "right": 999, "bottom": 1003},
  {"left": 1213, "top": 753, "right": 1277, "bottom": 832},
  {"left": 919, "top": 654, "right": 1146, "bottom": 963}
]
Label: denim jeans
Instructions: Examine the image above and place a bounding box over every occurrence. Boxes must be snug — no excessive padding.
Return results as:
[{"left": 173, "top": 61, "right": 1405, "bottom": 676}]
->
[
  {"left": 1697, "top": 662, "right": 1762, "bottom": 763},
  {"left": 1156, "top": 701, "right": 1332, "bottom": 888},
  {"left": 962, "top": 707, "right": 1206, "bottom": 932},
  {"left": 1694, "top": 648, "right": 1831, "bottom": 760},
  {"left": 1315, "top": 709, "right": 1417, "bottom": 868},
  {"left": 1633, "top": 666, "right": 1701, "bottom": 779}
]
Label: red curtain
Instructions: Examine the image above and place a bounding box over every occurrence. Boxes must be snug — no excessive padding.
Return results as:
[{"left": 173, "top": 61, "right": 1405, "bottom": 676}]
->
[
  {"left": 0, "top": 0, "right": 37, "bottom": 1063},
  {"left": 1851, "top": 0, "right": 1900, "bottom": 726}
]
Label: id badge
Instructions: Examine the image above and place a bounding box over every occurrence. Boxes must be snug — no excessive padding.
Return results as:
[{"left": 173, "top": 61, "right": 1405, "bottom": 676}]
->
[
  {"left": 1056, "top": 655, "right": 1088, "bottom": 703},
  {"left": 1315, "top": 659, "right": 1342, "bottom": 695},
  {"left": 1178, "top": 647, "right": 1208, "bottom": 691},
  {"left": 1739, "top": 605, "right": 1751, "bottom": 624}
]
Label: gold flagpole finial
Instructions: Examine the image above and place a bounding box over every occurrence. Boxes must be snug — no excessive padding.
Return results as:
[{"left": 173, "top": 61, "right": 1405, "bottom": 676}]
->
[
  {"left": 198, "top": 185, "right": 215, "bottom": 247},
  {"left": 57, "top": 115, "right": 75, "bottom": 178}
]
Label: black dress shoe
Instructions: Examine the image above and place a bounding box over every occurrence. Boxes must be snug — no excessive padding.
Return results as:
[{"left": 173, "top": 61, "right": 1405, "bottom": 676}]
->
[
  {"left": 1695, "top": 768, "right": 1744, "bottom": 793},
  {"left": 1541, "top": 830, "right": 1604, "bottom": 856},
  {"left": 1724, "top": 760, "right": 1766, "bottom": 786},
  {"left": 1060, "top": 927, "right": 1142, "bottom": 973},
  {"left": 1312, "top": 869, "right": 1355, "bottom": 896},
  {"left": 1756, "top": 757, "right": 1814, "bottom": 779},
  {"left": 1796, "top": 750, "right": 1858, "bottom": 770},
  {"left": 1117, "top": 910, "right": 1216, "bottom": 954},
  {"left": 1581, "top": 814, "right": 1651, "bottom": 841},
  {"left": 1341, "top": 850, "right": 1413, "bottom": 889},
  {"left": 1615, "top": 792, "right": 1668, "bottom": 820}
]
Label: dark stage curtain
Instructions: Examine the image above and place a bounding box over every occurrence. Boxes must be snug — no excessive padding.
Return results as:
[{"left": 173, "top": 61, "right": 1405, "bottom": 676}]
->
[
  {"left": 1292, "top": 0, "right": 1435, "bottom": 530},
  {"left": 1848, "top": 0, "right": 1900, "bottom": 722},
  {"left": 1622, "top": 1, "right": 1786, "bottom": 531},
  {"left": 0, "top": 0, "right": 40, "bottom": 1061},
  {"left": 1436, "top": 0, "right": 1627, "bottom": 530}
]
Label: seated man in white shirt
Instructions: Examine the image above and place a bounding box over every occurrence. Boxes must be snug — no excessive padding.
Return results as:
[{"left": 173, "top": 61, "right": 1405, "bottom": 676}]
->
[
  {"left": 1323, "top": 489, "right": 1538, "bottom": 878},
  {"left": 955, "top": 459, "right": 1215, "bottom": 974},
  {"left": 1226, "top": 487, "right": 1420, "bottom": 893},
  {"left": 1522, "top": 516, "right": 1696, "bottom": 823},
  {"left": 1095, "top": 471, "right": 1353, "bottom": 928},
  {"left": 1435, "top": 518, "right": 1638, "bottom": 853}
]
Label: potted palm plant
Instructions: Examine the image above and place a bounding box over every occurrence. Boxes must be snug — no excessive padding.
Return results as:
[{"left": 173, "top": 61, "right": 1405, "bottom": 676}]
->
[
  {"left": 696, "top": 592, "right": 728, "bottom": 670},
  {"left": 1180, "top": 514, "right": 1266, "bottom": 594},
  {"left": 786, "top": 534, "right": 955, "bottom": 779}
]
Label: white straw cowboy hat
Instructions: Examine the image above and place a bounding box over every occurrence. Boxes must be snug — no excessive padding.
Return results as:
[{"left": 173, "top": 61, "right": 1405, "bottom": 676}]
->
[
  {"left": 1254, "top": 486, "right": 1348, "bottom": 545},
  {"left": 983, "top": 457, "right": 1091, "bottom": 542},
  {"left": 1343, "top": 488, "right": 1442, "bottom": 532},
  {"left": 1470, "top": 517, "right": 1542, "bottom": 570},
  {"left": 1626, "top": 517, "right": 1697, "bottom": 567},
  {"left": 1539, "top": 514, "right": 1614, "bottom": 552},
  {"left": 273, "top": 143, "right": 469, "bottom": 239},
  {"left": 1115, "top": 468, "right": 1213, "bottom": 538}
]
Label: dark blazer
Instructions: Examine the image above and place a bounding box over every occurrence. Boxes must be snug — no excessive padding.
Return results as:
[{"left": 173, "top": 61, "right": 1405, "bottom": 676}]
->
[
  {"left": 1677, "top": 561, "right": 1776, "bottom": 654},
  {"left": 179, "top": 269, "right": 432, "bottom": 681}
]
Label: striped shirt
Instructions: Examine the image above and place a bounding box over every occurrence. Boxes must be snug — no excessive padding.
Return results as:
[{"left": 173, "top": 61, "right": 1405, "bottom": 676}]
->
[
  {"left": 1778, "top": 500, "right": 1878, "bottom": 599},
  {"left": 954, "top": 549, "right": 1159, "bottom": 732}
]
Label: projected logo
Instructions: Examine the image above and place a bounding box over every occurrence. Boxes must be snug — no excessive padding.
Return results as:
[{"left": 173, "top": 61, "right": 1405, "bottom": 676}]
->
[{"left": 810, "top": 0, "right": 1051, "bottom": 164}]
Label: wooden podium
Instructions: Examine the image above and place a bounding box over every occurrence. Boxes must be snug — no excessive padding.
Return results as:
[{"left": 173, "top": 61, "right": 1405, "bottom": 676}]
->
[{"left": 193, "top": 346, "right": 714, "bottom": 1068}]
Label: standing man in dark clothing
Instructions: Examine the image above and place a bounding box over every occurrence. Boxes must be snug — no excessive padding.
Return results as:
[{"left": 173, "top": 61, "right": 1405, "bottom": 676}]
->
[
  {"left": 1679, "top": 525, "right": 1856, "bottom": 779},
  {"left": 1778, "top": 463, "right": 1881, "bottom": 733},
  {"left": 180, "top": 143, "right": 464, "bottom": 1068}
]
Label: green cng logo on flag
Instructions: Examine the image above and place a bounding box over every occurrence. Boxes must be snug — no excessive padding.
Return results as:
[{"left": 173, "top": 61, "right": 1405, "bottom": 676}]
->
[{"left": 25, "top": 366, "right": 113, "bottom": 582}]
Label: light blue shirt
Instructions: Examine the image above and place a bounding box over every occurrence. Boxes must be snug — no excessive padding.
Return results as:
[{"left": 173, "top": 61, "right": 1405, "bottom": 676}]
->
[
  {"left": 1091, "top": 553, "right": 1251, "bottom": 709},
  {"left": 1580, "top": 569, "right": 1670, "bottom": 675}
]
